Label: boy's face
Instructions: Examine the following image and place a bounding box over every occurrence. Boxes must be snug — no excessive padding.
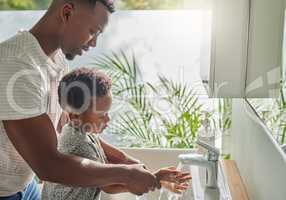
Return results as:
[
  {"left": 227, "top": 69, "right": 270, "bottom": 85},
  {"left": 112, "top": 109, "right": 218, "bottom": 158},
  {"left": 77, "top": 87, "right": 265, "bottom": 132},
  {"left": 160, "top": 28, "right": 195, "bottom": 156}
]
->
[
  {"left": 79, "top": 92, "right": 112, "bottom": 134},
  {"left": 59, "top": 1, "right": 110, "bottom": 60}
]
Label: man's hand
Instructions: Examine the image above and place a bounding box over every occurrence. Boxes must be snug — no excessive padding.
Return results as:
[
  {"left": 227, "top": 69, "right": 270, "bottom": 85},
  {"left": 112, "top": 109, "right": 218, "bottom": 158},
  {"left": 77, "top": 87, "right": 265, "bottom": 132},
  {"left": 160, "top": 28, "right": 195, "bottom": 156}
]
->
[{"left": 125, "top": 164, "right": 160, "bottom": 196}]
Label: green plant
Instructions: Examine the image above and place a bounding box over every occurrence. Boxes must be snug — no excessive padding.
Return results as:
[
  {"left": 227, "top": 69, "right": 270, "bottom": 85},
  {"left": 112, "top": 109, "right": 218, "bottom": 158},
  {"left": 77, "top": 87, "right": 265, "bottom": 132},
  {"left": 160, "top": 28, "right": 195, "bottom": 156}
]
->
[
  {"left": 223, "top": 154, "right": 231, "bottom": 160},
  {"left": 0, "top": 0, "right": 35, "bottom": 10},
  {"left": 217, "top": 98, "right": 232, "bottom": 133},
  {"left": 249, "top": 82, "right": 286, "bottom": 145},
  {"left": 119, "top": 0, "right": 185, "bottom": 9},
  {"left": 0, "top": 0, "right": 186, "bottom": 10},
  {"left": 150, "top": 76, "right": 203, "bottom": 148},
  {"left": 92, "top": 50, "right": 204, "bottom": 148},
  {"left": 278, "top": 80, "right": 286, "bottom": 144}
]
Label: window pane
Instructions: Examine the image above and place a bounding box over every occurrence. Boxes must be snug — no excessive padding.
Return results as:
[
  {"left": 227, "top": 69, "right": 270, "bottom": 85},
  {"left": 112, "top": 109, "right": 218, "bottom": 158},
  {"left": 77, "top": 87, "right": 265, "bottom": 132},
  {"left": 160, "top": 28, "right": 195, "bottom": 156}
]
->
[
  {"left": 247, "top": 10, "right": 286, "bottom": 148},
  {"left": 69, "top": 10, "right": 212, "bottom": 96},
  {"left": 0, "top": 0, "right": 207, "bottom": 10},
  {"left": 0, "top": 10, "right": 226, "bottom": 149}
]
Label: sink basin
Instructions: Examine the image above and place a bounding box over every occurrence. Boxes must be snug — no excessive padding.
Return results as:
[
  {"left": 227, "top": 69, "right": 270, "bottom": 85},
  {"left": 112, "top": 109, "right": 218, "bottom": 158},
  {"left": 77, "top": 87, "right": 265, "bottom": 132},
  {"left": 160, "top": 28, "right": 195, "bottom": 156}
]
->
[
  {"left": 155, "top": 160, "right": 232, "bottom": 200},
  {"left": 100, "top": 162, "right": 194, "bottom": 200},
  {"left": 101, "top": 160, "right": 231, "bottom": 200}
]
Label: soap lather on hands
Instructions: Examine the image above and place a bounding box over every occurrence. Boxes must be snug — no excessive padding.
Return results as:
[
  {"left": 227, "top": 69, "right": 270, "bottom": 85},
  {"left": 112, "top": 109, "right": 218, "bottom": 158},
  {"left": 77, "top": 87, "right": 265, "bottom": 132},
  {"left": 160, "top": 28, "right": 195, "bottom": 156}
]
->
[
  {"left": 154, "top": 167, "right": 192, "bottom": 194},
  {"left": 99, "top": 165, "right": 191, "bottom": 195}
]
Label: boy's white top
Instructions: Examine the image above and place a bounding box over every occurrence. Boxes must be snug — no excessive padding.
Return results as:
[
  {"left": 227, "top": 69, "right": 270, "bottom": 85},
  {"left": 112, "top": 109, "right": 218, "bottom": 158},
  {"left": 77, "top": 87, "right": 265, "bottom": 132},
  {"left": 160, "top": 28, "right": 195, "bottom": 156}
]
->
[
  {"left": 0, "top": 30, "right": 68, "bottom": 196},
  {"left": 42, "top": 124, "right": 107, "bottom": 200}
]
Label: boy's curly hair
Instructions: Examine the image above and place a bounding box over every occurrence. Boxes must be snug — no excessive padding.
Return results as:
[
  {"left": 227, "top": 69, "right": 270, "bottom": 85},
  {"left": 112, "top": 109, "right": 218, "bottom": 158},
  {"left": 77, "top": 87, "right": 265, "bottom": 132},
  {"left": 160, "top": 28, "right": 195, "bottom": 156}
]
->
[{"left": 58, "top": 67, "right": 112, "bottom": 113}]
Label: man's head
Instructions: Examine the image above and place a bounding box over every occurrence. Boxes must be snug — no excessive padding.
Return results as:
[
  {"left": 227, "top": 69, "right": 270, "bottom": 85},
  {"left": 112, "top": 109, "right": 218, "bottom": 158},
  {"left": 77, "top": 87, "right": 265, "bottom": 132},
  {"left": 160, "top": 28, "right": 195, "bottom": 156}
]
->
[
  {"left": 58, "top": 67, "right": 112, "bottom": 133},
  {"left": 49, "top": 0, "right": 114, "bottom": 60}
]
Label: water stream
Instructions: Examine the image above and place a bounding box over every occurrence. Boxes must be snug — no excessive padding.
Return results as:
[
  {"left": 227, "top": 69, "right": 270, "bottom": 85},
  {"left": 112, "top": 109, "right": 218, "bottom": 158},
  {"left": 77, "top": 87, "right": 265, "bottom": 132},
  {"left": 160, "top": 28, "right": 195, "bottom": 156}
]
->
[{"left": 136, "top": 162, "right": 192, "bottom": 200}]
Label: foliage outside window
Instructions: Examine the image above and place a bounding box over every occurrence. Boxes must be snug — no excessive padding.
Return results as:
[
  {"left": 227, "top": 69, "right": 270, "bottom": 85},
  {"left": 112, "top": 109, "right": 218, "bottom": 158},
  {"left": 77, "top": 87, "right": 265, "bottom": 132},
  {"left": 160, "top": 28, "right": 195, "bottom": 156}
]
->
[
  {"left": 0, "top": 0, "right": 188, "bottom": 10},
  {"left": 248, "top": 85, "right": 286, "bottom": 146},
  {"left": 248, "top": 31, "right": 286, "bottom": 146},
  {"left": 0, "top": 0, "right": 49, "bottom": 10},
  {"left": 91, "top": 51, "right": 232, "bottom": 149},
  {"left": 0, "top": 3, "right": 234, "bottom": 149}
]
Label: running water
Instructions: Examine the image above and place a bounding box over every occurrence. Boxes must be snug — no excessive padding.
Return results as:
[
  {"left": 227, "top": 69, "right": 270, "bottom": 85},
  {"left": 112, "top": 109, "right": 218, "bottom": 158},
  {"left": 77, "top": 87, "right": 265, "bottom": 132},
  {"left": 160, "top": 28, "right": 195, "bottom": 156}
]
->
[
  {"left": 158, "top": 162, "right": 192, "bottom": 200},
  {"left": 136, "top": 194, "right": 148, "bottom": 200},
  {"left": 136, "top": 162, "right": 192, "bottom": 200}
]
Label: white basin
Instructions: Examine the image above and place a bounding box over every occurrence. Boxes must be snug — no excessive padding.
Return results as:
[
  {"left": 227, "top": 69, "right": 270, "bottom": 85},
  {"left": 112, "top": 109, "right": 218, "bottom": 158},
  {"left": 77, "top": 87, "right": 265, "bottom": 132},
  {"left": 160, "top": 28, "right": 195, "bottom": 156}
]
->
[
  {"left": 101, "top": 148, "right": 195, "bottom": 200},
  {"left": 101, "top": 162, "right": 231, "bottom": 200},
  {"left": 101, "top": 149, "right": 232, "bottom": 200}
]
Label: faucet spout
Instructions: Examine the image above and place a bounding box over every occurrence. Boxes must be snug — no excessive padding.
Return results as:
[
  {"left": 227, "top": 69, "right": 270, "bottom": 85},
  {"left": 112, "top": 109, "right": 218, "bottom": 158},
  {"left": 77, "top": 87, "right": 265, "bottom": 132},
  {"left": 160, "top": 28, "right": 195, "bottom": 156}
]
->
[
  {"left": 178, "top": 140, "right": 220, "bottom": 189},
  {"left": 179, "top": 153, "right": 218, "bottom": 188}
]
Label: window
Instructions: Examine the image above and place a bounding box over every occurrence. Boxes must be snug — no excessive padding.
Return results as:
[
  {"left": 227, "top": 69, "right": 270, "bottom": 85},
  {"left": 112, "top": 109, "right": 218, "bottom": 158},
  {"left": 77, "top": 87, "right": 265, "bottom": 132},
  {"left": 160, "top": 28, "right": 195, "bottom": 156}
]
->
[
  {"left": 70, "top": 10, "right": 212, "bottom": 97},
  {"left": 247, "top": 9, "right": 286, "bottom": 148},
  {"left": 0, "top": 1, "right": 236, "bottom": 150}
]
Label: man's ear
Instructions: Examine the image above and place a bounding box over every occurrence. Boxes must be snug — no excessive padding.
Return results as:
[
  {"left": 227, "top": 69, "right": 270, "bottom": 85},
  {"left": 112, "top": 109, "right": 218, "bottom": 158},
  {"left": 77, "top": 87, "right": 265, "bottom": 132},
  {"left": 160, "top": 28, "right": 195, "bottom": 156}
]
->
[{"left": 61, "top": 2, "right": 74, "bottom": 23}]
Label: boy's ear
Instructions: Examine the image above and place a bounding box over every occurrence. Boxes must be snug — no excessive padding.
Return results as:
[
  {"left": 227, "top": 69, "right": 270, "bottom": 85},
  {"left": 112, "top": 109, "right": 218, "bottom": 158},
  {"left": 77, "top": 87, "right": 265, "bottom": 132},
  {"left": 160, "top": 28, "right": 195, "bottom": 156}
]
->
[
  {"left": 69, "top": 113, "right": 82, "bottom": 127},
  {"left": 69, "top": 113, "right": 80, "bottom": 120}
]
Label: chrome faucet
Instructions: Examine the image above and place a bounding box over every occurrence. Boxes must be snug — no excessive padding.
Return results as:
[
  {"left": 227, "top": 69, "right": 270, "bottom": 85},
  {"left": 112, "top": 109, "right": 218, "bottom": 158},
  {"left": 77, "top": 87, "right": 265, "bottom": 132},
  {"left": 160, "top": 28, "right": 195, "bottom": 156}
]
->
[{"left": 179, "top": 140, "right": 220, "bottom": 189}]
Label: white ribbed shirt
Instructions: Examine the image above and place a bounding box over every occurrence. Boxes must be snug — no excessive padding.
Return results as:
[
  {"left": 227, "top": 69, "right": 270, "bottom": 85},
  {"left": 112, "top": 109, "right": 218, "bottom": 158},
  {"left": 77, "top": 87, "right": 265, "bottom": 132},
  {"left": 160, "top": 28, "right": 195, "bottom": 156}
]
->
[{"left": 0, "top": 30, "right": 68, "bottom": 196}]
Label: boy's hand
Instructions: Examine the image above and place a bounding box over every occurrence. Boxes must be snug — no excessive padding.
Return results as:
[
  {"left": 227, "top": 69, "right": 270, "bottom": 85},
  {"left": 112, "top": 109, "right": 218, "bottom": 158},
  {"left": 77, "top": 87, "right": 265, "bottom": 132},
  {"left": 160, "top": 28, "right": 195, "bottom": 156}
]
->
[
  {"left": 154, "top": 167, "right": 191, "bottom": 194},
  {"left": 160, "top": 181, "right": 190, "bottom": 194},
  {"left": 154, "top": 167, "right": 192, "bottom": 184}
]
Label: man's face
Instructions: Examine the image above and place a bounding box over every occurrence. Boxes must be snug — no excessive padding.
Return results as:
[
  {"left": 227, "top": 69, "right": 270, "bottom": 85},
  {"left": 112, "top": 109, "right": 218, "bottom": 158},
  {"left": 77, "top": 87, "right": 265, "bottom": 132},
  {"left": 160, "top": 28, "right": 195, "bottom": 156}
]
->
[{"left": 59, "top": 2, "right": 110, "bottom": 60}]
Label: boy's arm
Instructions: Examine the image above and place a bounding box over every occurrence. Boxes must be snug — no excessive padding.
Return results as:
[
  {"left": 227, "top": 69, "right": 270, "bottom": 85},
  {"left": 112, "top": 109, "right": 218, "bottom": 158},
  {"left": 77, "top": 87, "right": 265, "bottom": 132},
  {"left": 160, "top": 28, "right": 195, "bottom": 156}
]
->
[
  {"left": 3, "top": 113, "right": 157, "bottom": 194},
  {"left": 99, "top": 138, "right": 141, "bottom": 165},
  {"left": 56, "top": 111, "right": 70, "bottom": 133}
]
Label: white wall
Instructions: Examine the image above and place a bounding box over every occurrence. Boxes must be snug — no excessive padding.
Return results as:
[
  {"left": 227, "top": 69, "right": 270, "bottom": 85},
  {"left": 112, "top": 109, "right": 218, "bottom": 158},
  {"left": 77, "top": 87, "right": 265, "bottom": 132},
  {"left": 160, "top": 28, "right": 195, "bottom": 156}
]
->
[
  {"left": 210, "top": 0, "right": 284, "bottom": 98},
  {"left": 210, "top": 0, "right": 249, "bottom": 98},
  {"left": 231, "top": 99, "right": 286, "bottom": 200}
]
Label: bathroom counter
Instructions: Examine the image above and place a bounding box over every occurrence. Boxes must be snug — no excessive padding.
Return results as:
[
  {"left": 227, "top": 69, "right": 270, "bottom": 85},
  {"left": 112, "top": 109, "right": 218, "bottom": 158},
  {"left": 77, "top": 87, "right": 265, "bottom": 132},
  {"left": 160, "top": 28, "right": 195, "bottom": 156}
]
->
[{"left": 221, "top": 160, "right": 249, "bottom": 200}]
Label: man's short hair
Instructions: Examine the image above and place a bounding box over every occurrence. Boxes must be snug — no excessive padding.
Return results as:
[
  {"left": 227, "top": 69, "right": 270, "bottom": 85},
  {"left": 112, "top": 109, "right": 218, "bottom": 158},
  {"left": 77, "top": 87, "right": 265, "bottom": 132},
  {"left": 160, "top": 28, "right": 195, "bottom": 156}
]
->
[
  {"left": 58, "top": 67, "right": 112, "bottom": 112},
  {"left": 84, "top": 0, "right": 115, "bottom": 13},
  {"left": 55, "top": 0, "right": 115, "bottom": 13}
]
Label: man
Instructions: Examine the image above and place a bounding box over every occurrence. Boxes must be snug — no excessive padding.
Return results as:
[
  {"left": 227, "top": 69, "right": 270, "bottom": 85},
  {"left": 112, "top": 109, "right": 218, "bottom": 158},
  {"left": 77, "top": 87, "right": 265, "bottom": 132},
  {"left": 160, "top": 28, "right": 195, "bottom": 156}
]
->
[{"left": 0, "top": 0, "right": 159, "bottom": 199}]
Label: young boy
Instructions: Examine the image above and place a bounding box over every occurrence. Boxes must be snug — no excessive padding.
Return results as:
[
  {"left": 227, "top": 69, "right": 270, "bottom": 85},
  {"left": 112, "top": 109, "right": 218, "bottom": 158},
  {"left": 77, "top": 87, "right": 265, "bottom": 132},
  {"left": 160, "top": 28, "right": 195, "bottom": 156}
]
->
[{"left": 41, "top": 68, "right": 191, "bottom": 200}]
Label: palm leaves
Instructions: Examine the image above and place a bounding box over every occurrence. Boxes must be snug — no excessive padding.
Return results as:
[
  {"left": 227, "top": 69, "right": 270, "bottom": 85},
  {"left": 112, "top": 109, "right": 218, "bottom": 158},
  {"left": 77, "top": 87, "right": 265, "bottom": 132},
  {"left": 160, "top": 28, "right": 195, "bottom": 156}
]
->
[
  {"left": 91, "top": 50, "right": 204, "bottom": 148},
  {"left": 92, "top": 50, "right": 141, "bottom": 95},
  {"left": 218, "top": 98, "right": 232, "bottom": 133},
  {"left": 91, "top": 50, "right": 162, "bottom": 147},
  {"left": 149, "top": 76, "right": 203, "bottom": 148},
  {"left": 280, "top": 79, "right": 286, "bottom": 144},
  {"left": 248, "top": 84, "right": 286, "bottom": 145}
]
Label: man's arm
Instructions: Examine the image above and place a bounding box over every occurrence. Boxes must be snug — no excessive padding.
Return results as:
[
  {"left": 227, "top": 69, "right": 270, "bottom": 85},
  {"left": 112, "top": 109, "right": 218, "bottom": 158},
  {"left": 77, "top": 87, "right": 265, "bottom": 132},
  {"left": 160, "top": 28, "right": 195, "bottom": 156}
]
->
[
  {"left": 99, "top": 138, "right": 141, "bottom": 164},
  {"left": 100, "top": 184, "right": 129, "bottom": 194},
  {"left": 3, "top": 113, "right": 155, "bottom": 191}
]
